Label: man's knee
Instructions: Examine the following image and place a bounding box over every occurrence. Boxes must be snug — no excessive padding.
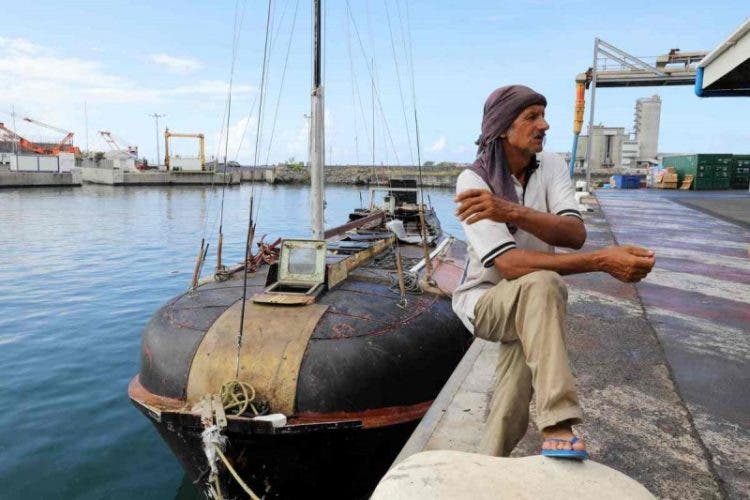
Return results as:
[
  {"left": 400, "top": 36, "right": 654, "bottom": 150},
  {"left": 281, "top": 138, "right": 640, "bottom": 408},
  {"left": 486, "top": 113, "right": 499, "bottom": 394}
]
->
[{"left": 518, "top": 270, "right": 567, "bottom": 301}]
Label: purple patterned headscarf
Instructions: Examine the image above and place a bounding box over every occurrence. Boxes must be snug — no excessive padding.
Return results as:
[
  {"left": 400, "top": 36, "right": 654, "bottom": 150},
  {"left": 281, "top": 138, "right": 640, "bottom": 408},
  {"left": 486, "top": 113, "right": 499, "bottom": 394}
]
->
[{"left": 468, "top": 85, "right": 547, "bottom": 204}]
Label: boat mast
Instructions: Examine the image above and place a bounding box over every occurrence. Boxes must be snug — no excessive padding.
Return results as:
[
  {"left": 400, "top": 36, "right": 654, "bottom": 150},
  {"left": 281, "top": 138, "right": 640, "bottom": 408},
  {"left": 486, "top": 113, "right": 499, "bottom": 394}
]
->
[{"left": 310, "top": 0, "right": 325, "bottom": 239}]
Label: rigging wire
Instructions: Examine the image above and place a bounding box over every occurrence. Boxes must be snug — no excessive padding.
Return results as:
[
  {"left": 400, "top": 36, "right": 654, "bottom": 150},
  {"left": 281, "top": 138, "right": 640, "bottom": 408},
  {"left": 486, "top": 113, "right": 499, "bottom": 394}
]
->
[
  {"left": 232, "top": 94, "right": 259, "bottom": 161},
  {"left": 200, "top": 0, "right": 247, "bottom": 248},
  {"left": 264, "top": 0, "right": 301, "bottom": 166},
  {"left": 237, "top": 0, "right": 274, "bottom": 374},
  {"left": 344, "top": 0, "right": 402, "bottom": 167},
  {"left": 218, "top": 0, "right": 247, "bottom": 241},
  {"left": 344, "top": 2, "right": 378, "bottom": 173},
  {"left": 344, "top": 10, "right": 360, "bottom": 165},
  {"left": 383, "top": 0, "right": 414, "bottom": 165},
  {"left": 365, "top": 0, "right": 377, "bottom": 177},
  {"left": 403, "top": 0, "right": 426, "bottom": 206},
  {"left": 269, "top": 0, "right": 291, "bottom": 53}
]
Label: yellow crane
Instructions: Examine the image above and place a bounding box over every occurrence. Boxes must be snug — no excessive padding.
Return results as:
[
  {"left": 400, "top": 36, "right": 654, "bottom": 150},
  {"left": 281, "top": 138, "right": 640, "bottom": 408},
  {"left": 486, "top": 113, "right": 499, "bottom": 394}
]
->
[{"left": 164, "top": 128, "right": 206, "bottom": 171}]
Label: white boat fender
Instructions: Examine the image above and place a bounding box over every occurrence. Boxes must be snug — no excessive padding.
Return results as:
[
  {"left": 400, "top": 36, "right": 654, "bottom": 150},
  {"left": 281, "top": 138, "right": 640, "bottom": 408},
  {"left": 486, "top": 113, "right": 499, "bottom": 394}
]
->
[{"left": 252, "top": 413, "right": 288, "bottom": 428}]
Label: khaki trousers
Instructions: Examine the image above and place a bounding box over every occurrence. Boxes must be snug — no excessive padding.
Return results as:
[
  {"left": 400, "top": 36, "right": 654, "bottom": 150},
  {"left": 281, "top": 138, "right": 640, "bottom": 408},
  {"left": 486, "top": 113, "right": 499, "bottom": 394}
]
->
[{"left": 473, "top": 270, "right": 583, "bottom": 457}]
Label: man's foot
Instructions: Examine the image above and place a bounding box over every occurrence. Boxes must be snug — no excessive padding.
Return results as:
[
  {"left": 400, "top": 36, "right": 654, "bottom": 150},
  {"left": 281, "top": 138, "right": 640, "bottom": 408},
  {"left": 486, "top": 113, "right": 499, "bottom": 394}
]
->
[{"left": 541, "top": 424, "right": 588, "bottom": 460}]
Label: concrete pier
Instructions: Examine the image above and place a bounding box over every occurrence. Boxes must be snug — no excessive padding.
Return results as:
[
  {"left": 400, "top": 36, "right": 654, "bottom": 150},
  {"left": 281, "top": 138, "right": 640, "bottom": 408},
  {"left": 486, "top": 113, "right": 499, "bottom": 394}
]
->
[
  {"left": 394, "top": 190, "right": 749, "bottom": 499},
  {"left": 0, "top": 169, "right": 82, "bottom": 188},
  {"left": 76, "top": 167, "right": 240, "bottom": 186}
]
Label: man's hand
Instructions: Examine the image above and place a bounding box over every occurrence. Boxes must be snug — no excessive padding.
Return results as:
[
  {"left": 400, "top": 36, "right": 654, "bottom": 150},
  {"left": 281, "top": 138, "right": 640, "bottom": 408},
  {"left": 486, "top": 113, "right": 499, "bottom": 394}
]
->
[
  {"left": 455, "top": 189, "right": 524, "bottom": 224},
  {"left": 595, "top": 245, "right": 655, "bottom": 283}
]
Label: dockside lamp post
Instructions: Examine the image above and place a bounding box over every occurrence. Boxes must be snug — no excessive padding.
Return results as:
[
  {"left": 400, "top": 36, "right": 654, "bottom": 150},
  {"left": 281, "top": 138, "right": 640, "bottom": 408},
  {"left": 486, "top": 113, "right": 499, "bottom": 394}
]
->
[{"left": 149, "top": 113, "right": 165, "bottom": 168}]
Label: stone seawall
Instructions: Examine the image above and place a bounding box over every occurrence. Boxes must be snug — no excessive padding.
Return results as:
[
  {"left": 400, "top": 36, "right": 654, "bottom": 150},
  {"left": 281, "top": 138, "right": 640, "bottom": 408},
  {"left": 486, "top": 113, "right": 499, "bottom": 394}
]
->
[{"left": 264, "top": 165, "right": 463, "bottom": 188}]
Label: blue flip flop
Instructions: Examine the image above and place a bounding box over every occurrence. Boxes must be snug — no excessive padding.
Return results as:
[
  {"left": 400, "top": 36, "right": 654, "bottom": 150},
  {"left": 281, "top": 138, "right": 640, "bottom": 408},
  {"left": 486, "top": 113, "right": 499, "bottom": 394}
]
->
[{"left": 541, "top": 436, "right": 589, "bottom": 460}]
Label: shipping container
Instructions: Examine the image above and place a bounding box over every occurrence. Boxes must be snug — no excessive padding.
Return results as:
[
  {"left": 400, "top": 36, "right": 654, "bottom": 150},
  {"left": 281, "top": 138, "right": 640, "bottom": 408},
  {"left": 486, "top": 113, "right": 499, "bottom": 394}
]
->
[
  {"left": 731, "top": 155, "right": 750, "bottom": 189},
  {"left": 661, "top": 154, "right": 733, "bottom": 190}
]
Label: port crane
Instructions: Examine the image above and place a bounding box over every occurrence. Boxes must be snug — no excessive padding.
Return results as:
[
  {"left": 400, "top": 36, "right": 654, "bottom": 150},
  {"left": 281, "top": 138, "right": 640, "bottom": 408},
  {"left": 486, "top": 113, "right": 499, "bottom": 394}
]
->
[
  {"left": 99, "top": 130, "right": 137, "bottom": 156},
  {"left": 99, "top": 130, "right": 147, "bottom": 169},
  {"left": 0, "top": 120, "right": 80, "bottom": 156},
  {"left": 19, "top": 116, "right": 81, "bottom": 155},
  {"left": 164, "top": 128, "right": 206, "bottom": 171},
  {"left": 0, "top": 122, "right": 24, "bottom": 145}
]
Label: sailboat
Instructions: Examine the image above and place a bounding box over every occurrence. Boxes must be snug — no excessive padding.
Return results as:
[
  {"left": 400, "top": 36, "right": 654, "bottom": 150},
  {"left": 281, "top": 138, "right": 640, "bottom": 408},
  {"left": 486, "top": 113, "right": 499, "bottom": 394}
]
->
[{"left": 128, "top": 1, "right": 470, "bottom": 497}]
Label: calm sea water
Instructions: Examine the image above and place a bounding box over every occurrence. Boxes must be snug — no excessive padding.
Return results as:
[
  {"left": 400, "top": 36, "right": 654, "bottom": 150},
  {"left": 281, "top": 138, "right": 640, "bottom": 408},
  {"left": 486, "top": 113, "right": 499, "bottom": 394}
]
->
[{"left": 0, "top": 182, "right": 462, "bottom": 499}]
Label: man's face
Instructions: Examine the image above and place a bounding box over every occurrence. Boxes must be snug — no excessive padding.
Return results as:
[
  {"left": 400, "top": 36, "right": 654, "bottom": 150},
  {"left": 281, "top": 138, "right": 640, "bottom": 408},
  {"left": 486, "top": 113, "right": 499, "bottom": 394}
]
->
[{"left": 503, "top": 104, "right": 549, "bottom": 155}]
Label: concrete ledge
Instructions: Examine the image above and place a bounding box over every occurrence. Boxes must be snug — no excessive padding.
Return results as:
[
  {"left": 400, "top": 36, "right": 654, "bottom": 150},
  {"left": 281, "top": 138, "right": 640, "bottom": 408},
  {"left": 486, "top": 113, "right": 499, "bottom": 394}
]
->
[
  {"left": 0, "top": 170, "right": 81, "bottom": 187},
  {"left": 77, "top": 167, "right": 239, "bottom": 185},
  {"left": 373, "top": 451, "right": 655, "bottom": 500}
]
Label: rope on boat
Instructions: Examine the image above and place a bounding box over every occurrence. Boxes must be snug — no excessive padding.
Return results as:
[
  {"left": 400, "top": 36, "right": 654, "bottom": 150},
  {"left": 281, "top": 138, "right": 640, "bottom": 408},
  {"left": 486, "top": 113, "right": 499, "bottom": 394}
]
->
[
  {"left": 220, "top": 380, "right": 259, "bottom": 416},
  {"left": 197, "top": 379, "right": 263, "bottom": 499},
  {"left": 389, "top": 269, "right": 422, "bottom": 296},
  {"left": 215, "top": 446, "right": 261, "bottom": 500},
  {"left": 201, "top": 424, "right": 228, "bottom": 499},
  {"left": 214, "top": 267, "right": 232, "bottom": 282}
]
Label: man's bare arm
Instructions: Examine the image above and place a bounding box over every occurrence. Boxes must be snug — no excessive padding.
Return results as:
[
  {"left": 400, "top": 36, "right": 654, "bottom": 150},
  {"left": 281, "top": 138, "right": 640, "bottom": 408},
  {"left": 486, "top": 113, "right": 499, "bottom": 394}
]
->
[
  {"left": 494, "top": 245, "right": 655, "bottom": 282},
  {"left": 455, "top": 189, "right": 585, "bottom": 249},
  {"left": 513, "top": 206, "right": 586, "bottom": 249}
]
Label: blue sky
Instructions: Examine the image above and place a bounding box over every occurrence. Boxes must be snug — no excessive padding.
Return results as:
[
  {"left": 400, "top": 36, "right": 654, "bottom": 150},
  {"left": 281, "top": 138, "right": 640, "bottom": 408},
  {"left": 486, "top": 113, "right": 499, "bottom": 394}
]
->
[{"left": 0, "top": 1, "right": 747, "bottom": 165}]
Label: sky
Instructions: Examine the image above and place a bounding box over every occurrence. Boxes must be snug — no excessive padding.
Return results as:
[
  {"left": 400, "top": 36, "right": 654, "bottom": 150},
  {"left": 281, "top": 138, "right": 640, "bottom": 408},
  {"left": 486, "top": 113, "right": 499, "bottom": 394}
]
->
[{"left": 0, "top": 1, "right": 747, "bottom": 166}]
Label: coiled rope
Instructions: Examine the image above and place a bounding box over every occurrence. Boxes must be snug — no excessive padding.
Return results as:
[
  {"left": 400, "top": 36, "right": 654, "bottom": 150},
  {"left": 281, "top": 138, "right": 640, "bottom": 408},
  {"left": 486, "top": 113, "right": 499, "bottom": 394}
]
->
[
  {"left": 200, "top": 380, "right": 263, "bottom": 499},
  {"left": 220, "top": 380, "right": 259, "bottom": 416}
]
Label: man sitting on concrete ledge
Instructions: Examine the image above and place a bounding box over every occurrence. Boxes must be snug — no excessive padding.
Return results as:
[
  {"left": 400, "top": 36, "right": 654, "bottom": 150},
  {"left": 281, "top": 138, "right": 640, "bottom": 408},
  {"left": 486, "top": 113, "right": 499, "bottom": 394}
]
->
[{"left": 453, "top": 85, "right": 655, "bottom": 459}]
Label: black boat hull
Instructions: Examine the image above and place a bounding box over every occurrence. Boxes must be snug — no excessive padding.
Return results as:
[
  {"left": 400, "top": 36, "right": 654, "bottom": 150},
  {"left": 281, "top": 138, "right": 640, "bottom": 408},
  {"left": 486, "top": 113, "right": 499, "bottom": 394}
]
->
[
  {"left": 130, "top": 230, "right": 471, "bottom": 498},
  {"left": 130, "top": 378, "right": 424, "bottom": 499}
]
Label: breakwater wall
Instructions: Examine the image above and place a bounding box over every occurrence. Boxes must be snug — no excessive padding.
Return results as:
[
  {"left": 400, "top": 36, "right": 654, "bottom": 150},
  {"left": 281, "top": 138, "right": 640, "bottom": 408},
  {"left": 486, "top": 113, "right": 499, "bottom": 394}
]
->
[
  {"left": 0, "top": 169, "right": 82, "bottom": 188},
  {"left": 248, "top": 165, "right": 464, "bottom": 188},
  {"left": 76, "top": 166, "right": 240, "bottom": 186}
]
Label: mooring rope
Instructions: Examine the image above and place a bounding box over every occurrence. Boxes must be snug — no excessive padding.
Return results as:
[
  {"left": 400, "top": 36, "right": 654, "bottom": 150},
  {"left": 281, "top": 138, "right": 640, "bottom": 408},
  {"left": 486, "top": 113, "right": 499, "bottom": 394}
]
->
[{"left": 199, "top": 379, "right": 263, "bottom": 500}]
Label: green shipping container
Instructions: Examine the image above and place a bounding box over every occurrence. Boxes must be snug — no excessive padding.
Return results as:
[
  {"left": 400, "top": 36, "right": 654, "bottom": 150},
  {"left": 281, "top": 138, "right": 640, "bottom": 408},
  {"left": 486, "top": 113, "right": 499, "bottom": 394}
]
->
[
  {"left": 714, "top": 177, "right": 731, "bottom": 190},
  {"left": 732, "top": 155, "right": 750, "bottom": 189},
  {"left": 692, "top": 177, "right": 714, "bottom": 190},
  {"left": 662, "top": 154, "right": 733, "bottom": 190}
]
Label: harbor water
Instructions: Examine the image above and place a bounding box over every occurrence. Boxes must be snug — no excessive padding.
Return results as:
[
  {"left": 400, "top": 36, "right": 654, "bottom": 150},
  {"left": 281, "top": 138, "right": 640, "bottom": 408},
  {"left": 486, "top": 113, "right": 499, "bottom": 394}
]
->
[{"left": 0, "top": 183, "right": 462, "bottom": 499}]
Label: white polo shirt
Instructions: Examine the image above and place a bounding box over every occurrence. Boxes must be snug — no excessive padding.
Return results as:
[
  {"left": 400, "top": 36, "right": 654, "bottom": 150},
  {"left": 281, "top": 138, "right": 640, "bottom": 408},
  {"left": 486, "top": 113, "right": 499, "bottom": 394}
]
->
[{"left": 452, "top": 151, "right": 582, "bottom": 333}]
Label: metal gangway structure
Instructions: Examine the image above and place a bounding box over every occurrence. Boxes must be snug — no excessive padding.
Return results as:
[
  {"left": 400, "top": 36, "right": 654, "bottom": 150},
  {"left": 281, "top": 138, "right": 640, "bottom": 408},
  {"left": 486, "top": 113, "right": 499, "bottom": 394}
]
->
[
  {"left": 571, "top": 40, "right": 707, "bottom": 189},
  {"left": 573, "top": 18, "right": 750, "bottom": 190}
]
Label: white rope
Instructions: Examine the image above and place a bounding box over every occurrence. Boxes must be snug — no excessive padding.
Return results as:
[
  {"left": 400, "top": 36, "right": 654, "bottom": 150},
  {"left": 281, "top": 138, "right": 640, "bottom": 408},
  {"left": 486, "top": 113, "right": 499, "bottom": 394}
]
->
[
  {"left": 215, "top": 446, "right": 262, "bottom": 500},
  {"left": 201, "top": 425, "right": 228, "bottom": 480}
]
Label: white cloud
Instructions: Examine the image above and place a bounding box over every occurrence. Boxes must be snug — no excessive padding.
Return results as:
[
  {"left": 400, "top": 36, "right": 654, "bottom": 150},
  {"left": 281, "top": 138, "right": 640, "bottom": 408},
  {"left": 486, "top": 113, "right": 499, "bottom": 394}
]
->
[
  {"left": 212, "top": 115, "right": 311, "bottom": 165},
  {"left": 85, "top": 80, "right": 255, "bottom": 104},
  {"left": 213, "top": 116, "right": 257, "bottom": 162},
  {"left": 0, "top": 55, "right": 124, "bottom": 87},
  {"left": 429, "top": 135, "right": 446, "bottom": 152},
  {"left": 0, "top": 36, "right": 42, "bottom": 55},
  {"left": 150, "top": 53, "right": 203, "bottom": 73},
  {"left": 0, "top": 36, "right": 254, "bottom": 107}
]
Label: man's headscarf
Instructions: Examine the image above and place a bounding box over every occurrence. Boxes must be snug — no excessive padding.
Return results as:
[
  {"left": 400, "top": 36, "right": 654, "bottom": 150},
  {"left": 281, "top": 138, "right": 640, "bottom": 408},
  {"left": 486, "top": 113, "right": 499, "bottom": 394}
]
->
[{"left": 468, "top": 85, "right": 547, "bottom": 204}]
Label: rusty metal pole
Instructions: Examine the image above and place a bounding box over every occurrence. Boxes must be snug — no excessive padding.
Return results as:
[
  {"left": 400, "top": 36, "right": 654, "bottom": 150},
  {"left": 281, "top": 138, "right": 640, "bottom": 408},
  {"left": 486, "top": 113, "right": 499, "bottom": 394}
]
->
[
  {"left": 216, "top": 231, "right": 224, "bottom": 272},
  {"left": 418, "top": 205, "right": 434, "bottom": 279},
  {"left": 191, "top": 238, "right": 205, "bottom": 289},
  {"left": 395, "top": 247, "right": 407, "bottom": 308}
]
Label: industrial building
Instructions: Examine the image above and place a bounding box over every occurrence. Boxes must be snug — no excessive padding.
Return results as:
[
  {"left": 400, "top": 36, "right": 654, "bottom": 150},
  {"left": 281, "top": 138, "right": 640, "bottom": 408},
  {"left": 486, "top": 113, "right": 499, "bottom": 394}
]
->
[{"left": 573, "top": 95, "right": 662, "bottom": 173}]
